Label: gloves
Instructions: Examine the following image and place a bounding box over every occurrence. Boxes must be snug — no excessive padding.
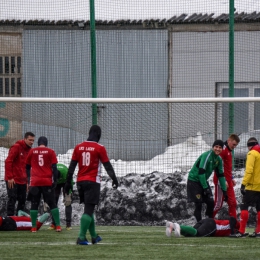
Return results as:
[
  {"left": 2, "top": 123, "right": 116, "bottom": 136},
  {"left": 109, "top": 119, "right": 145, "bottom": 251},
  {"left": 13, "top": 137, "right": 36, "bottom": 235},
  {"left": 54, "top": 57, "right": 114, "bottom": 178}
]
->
[
  {"left": 44, "top": 202, "right": 50, "bottom": 212},
  {"left": 52, "top": 181, "right": 57, "bottom": 189},
  {"left": 112, "top": 178, "right": 119, "bottom": 189},
  {"left": 63, "top": 193, "right": 72, "bottom": 206},
  {"left": 203, "top": 188, "right": 211, "bottom": 198},
  {"left": 241, "top": 184, "right": 246, "bottom": 195},
  {"left": 222, "top": 190, "right": 228, "bottom": 202},
  {"left": 64, "top": 182, "right": 72, "bottom": 195}
]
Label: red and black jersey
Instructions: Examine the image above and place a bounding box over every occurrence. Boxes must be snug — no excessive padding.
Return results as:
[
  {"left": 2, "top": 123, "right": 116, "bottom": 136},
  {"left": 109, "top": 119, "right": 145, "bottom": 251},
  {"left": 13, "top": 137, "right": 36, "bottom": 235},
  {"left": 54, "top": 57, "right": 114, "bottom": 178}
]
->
[
  {"left": 26, "top": 146, "right": 58, "bottom": 186},
  {"left": 0, "top": 216, "right": 43, "bottom": 231},
  {"left": 214, "top": 219, "right": 240, "bottom": 237},
  {"left": 71, "top": 141, "right": 109, "bottom": 183},
  {"left": 213, "top": 142, "right": 233, "bottom": 184}
]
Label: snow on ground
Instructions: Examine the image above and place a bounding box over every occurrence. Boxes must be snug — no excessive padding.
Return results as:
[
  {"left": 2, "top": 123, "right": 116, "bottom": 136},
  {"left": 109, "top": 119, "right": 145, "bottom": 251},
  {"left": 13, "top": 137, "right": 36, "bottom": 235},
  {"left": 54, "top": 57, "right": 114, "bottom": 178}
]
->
[
  {"left": 0, "top": 133, "right": 249, "bottom": 226},
  {"left": 0, "top": 132, "right": 211, "bottom": 180}
]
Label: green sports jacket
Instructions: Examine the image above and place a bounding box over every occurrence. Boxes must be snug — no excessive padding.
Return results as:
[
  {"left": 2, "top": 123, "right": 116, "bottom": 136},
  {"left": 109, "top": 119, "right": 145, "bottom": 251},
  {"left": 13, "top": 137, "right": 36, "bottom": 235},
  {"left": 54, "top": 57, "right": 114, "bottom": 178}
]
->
[
  {"left": 188, "top": 150, "right": 227, "bottom": 191},
  {"left": 57, "top": 163, "right": 68, "bottom": 184}
]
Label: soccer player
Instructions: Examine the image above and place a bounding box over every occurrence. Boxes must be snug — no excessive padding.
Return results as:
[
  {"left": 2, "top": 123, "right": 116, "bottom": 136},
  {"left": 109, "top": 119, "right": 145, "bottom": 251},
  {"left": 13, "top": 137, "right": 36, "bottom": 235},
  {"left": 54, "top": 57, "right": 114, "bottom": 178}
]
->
[
  {"left": 64, "top": 125, "right": 119, "bottom": 245},
  {"left": 187, "top": 140, "right": 227, "bottom": 222},
  {"left": 234, "top": 137, "right": 260, "bottom": 238},
  {"left": 166, "top": 216, "right": 240, "bottom": 237},
  {"left": 5, "top": 132, "right": 35, "bottom": 216},
  {"left": 0, "top": 210, "right": 49, "bottom": 231},
  {"left": 26, "top": 136, "right": 62, "bottom": 233},
  {"left": 48, "top": 163, "right": 73, "bottom": 230},
  {"left": 213, "top": 134, "right": 240, "bottom": 218}
]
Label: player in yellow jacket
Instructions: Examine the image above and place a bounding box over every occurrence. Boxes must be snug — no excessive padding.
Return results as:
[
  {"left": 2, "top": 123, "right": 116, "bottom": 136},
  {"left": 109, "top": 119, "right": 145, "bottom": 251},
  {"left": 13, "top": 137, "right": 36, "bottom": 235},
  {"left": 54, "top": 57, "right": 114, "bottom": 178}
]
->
[{"left": 235, "top": 137, "right": 260, "bottom": 238}]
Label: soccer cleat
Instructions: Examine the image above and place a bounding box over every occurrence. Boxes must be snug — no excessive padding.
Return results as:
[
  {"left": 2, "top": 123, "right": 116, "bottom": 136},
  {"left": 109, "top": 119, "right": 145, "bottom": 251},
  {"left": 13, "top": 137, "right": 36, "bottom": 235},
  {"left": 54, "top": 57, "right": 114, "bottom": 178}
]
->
[
  {"left": 248, "top": 232, "right": 260, "bottom": 238},
  {"left": 173, "top": 222, "right": 181, "bottom": 237},
  {"left": 76, "top": 237, "right": 90, "bottom": 245},
  {"left": 166, "top": 221, "right": 174, "bottom": 237},
  {"left": 92, "top": 235, "right": 102, "bottom": 244},
  {"left": 48, "top": 224, "right": 56, "bottom": 230},
  {"left": 248, "top": 232, "right": 256, "bottom": 238},
  {"left": 31, "top": 227, "right": 37, "bottom": 233},
  {"left": 229, "top": 232, "right": 249, "bottom": 238},
  {"left": 66, "top": 226, "right": 72, "bottom": 231},
  {"left": 55, "top": 226, "right": 62, "bottom": 232}
]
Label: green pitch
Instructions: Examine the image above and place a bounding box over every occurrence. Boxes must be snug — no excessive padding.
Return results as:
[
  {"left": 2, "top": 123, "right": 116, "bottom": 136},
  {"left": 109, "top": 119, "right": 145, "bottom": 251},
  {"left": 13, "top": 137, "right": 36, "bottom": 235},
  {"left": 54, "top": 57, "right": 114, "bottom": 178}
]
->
[{"left": 0, "top": 226, "right": 259, "bottom": 259}]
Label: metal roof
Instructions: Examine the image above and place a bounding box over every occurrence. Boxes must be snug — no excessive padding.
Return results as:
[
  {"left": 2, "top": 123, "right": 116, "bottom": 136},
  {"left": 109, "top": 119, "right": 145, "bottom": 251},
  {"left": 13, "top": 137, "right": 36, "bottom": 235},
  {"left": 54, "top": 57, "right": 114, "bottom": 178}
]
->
[{"left": 1, "top": 12, "right": 260, "bottom": 26}]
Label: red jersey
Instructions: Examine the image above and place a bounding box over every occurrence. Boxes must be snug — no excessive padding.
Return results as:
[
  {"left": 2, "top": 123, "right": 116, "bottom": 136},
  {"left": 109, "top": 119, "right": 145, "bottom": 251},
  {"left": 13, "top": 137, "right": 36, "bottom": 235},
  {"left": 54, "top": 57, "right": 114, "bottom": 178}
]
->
[
  {"left": 71, "top": 141, "right": 109, "bottom": 183},
  {"left": 0, "top": 216, "right": 42, "bottom": 231},
  {"left": 214, "top": 219, "right": 240, "bottom": 237},
  {"left": 213, "top": 143, "right": 233, "bottom": 184},
  {"left": 5, "top": 140, "right": 31, "bottom": 184},
  {"left": 26, "top": 146, "right": 58, "bottom": 186}
]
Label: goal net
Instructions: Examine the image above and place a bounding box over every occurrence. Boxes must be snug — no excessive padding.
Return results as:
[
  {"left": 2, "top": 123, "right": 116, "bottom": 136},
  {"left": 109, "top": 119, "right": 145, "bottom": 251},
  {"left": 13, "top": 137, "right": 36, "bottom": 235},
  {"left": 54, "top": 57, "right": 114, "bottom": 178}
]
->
[
  {"left": 0, "top": 97, "right": 259, "bottom": 179},
  {"left": 1, "top": 1, "right": 260, "bottom": 178}
]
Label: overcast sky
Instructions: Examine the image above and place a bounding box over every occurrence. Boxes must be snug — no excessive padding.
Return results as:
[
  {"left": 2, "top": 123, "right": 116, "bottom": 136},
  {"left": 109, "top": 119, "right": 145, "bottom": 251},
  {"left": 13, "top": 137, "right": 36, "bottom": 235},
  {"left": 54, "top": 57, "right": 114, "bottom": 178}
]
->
[{"left": 1, "top": 0, "right": 260, "bottom": 21}]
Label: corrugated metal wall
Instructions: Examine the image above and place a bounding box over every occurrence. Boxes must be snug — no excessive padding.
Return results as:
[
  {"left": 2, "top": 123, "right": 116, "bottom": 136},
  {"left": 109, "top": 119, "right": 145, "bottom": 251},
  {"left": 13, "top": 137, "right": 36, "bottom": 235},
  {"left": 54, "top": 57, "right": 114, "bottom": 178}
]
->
[
  {"left": 22, "top": 30, "right": 168, "bottom": 159},
  {"left": 21, "top": 29, "right": 260, "bottom": 160},
  {"left": 170, "top": 31, "right": 260, "bottom": 144}
]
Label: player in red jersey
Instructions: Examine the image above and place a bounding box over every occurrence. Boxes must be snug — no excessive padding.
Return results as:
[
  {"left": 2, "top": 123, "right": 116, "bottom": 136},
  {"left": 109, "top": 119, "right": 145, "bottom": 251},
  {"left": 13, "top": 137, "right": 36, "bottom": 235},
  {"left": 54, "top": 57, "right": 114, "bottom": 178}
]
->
[
  {"left": 213, "top": 134, "right": 240, "bottom": 218},
  {"left": 166, "top": 217, "right": 240, "bottom": 237},
  {"left": 64, "top": 125, "right": 118, "bottom": 245},
  {"left": 5, "top": 132, "right": 35, "bottom": 216},
  {"left": 26, "top": 136, "right": 61, "bottom": 233},
  {"left": 0, "top": 210, "right": 49, "bottom": 231}
]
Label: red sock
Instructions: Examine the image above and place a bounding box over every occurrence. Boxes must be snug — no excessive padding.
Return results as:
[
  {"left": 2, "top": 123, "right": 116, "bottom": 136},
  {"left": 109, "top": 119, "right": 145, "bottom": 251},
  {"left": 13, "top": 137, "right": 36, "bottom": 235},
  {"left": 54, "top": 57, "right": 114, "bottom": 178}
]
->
[
  {"left": 255, "top": 212, "right": 260, "bottom": 233},
  {"left": 239, "top": 210, "right": 249, "bottom": 234}
]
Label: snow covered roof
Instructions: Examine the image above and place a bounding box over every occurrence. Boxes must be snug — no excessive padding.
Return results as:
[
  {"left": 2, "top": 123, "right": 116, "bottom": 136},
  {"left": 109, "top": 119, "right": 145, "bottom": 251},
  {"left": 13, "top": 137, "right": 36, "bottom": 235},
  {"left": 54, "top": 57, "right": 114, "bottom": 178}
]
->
[{"left": 1, "top": 0, "right": 260, "bottom": 25}]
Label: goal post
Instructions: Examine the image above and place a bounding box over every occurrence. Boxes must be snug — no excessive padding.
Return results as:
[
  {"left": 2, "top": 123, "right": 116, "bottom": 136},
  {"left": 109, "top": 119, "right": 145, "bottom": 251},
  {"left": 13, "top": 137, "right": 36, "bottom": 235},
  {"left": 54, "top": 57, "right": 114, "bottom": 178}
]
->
[{"left": 0, "top": 97, "right": 260, "bottom": 179}]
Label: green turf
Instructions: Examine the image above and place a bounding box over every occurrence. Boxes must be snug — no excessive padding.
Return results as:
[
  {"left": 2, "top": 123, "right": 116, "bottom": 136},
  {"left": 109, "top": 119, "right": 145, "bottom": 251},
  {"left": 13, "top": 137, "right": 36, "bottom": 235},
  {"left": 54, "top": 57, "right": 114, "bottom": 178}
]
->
[{"left": 0, "top": 226, "right": 260, "bottom": 259}]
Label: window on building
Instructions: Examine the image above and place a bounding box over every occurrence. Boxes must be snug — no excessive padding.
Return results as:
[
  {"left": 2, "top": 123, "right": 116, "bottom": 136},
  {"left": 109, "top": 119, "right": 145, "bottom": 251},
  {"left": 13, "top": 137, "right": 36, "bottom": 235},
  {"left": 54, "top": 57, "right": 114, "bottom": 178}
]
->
[
  {"left": 0, "top": 56, "right": 22, "bottom": 97},
  {"left": 216, "top": 82, "right": 260, "bottom": 140}
]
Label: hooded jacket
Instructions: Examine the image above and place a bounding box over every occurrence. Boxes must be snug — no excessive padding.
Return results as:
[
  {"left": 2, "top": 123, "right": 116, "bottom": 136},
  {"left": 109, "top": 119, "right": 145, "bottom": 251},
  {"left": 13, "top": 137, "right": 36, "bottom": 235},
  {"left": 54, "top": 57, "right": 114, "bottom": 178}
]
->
[
  {"left": 242, "top": 144, "right": 260, "bottom": 191},
  {"left": 5, "top": 140, "right": 31, "bottom": 184}
]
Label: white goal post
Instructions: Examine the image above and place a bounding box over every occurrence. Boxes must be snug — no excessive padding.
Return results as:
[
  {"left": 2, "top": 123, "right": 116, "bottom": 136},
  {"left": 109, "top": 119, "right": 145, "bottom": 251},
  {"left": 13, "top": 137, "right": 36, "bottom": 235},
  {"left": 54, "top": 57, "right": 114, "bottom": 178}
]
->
[
  {"left": 0, "top": 97, "right": 260, "bottom": 103},
  {"left": 0, "top": 97, "right": 259, "bottom": 179}
]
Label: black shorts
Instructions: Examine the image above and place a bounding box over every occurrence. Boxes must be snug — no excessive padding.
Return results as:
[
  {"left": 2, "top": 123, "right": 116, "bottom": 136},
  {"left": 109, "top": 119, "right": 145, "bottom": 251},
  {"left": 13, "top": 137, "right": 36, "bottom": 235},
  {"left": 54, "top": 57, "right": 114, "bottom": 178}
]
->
[
  {"left": 241, "top": 190, "right": 260, "bottom": 211},
  {"left": 193, "top": 218, "right": 216, "bottom": 237},
  {"left": 0, "top": 217, "right": 17, "bottom": 231},
  {"left": 77, "top": 181, "right": 100, "bottom": 205},
  {"left": 28, "top": 186, "right": 56, "bottom": 209},
  {"left": 187, "top": 180, "right": 213, "bottom": 203}
]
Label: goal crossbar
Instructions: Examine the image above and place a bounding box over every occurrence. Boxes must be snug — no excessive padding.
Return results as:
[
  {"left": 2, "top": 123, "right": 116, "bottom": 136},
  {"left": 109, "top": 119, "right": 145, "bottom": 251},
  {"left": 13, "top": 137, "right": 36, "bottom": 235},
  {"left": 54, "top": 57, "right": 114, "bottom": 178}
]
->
[{"left": 0, "top": 97, "right": 259, "bottom": 103}]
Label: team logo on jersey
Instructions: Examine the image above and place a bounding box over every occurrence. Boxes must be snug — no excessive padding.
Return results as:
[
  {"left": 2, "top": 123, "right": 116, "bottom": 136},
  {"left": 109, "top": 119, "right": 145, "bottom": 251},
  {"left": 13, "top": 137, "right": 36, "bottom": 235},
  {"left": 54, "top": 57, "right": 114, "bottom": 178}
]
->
[{"left": 196, "top": 194, "right": 201, "bottom": 199}]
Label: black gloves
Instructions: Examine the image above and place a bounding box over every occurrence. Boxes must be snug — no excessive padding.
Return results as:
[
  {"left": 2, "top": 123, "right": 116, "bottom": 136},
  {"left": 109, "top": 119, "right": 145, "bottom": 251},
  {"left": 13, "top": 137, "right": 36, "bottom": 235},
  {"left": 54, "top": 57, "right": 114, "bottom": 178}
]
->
[
  {"left": 112, "top": 178, "right": 119, "bottom": 189},
  {"left": 203, "top": 188, "right": 211, "bottom": 198},
  {"left": 222, "top": 190, "right": 228, "bottom": 202},
  {"left": 103, "top": 161, "right": 118, "bottom": 189},
  {"left": 64, "top": 182, "right": 72, "bottom": 195},
  {"left": 52, "top": 181, "right": 57, "bottom": 189},
  {"left": 241, "top": 184, "right": 246, "bottom": 195}
]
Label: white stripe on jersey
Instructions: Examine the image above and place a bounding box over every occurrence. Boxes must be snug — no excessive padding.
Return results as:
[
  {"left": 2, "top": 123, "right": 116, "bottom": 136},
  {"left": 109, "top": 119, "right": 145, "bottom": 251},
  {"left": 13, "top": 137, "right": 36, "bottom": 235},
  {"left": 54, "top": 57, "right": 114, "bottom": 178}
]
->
[
  {"left": 216, "top": 223, "right": 230, "bottom": 231},
  {"left": 16, "top": 221, "right": 32, "bottom": 228}
]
